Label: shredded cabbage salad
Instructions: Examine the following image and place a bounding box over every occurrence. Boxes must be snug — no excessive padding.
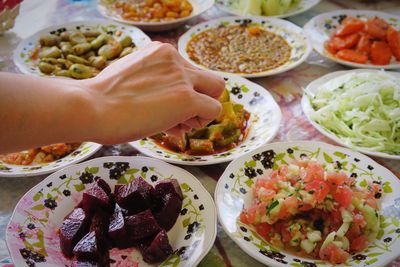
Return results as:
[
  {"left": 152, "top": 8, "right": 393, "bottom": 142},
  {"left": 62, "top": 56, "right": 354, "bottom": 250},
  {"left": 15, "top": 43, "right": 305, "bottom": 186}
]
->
[{"left": 309, "top": 71, "right": 400, "bottom": 155}]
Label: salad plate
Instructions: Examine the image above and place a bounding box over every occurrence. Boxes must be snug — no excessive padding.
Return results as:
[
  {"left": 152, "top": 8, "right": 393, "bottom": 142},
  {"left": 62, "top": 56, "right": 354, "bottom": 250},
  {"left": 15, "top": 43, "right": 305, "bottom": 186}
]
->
[
  {"left": 302, "top": 69, "right": 400, "bottom": 160},
  {"left": 130, "top": 74, "right": 282, "bottom": 166},
  {"left": 215, "top": 141, "right": 400, "bottom": 267},
  {"left": 0, "top": 142, "right": 102, "bottom": 177},
  {"left": 97, "top": 0, "right": 214, "bottom": 32},
  {"left": 304, "top": 10, "right": 400, "bottom": 69},
  {"left": 216, "top": 0, "right": 320, "bottom": 19},
  {"left": 6, "top": 156, "right": 217, "bottom": 267},
  {"left": 178, "top": 16, "right": 311, "bottom": 78},
  {"left": 14, "top": 20, "right": 151, "bottom": 77}
]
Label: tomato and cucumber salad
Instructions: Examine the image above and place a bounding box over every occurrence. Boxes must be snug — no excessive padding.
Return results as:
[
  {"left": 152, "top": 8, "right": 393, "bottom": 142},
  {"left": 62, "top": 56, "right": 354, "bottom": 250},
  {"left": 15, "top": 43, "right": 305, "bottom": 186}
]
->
[{"left": 240, "top": 158, "right": 382, "bottom": 264}]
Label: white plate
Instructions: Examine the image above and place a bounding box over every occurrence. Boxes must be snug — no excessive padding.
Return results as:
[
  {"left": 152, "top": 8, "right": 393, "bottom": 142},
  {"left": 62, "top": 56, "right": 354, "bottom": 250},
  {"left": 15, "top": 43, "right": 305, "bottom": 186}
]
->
[
  {"left": 215, "top": 141, "right": 400, "bottom": 267},
  {"left": 178, "top": 16, "right": 311, "bottom": 78},
  {"left": 302, "top": 69, "right": 400, "bottom": 160},
  {"left": 13, "top": 20, "right": 151, "bottom": 77},
  {"left": 6, "top": 156, "right": 217, "bottom": 267},
  {"left": 216, "top": 0, "right": 320, "bottom": 19},
  {"left": 130, "top": 74, "right": 282, "bottom": 166},
  {"left": 0, "top": 142, "right": 102, "bottom": 177},
  {"left": 97, "top": 0, "right": 214, "bottom": 32},
  {"left": 304, "top": 9, "right": 400, "bottom": 69}
]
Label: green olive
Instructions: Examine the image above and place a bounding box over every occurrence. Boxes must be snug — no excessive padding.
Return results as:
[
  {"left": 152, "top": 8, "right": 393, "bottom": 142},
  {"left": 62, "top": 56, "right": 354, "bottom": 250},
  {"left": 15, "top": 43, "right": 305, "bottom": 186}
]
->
[
  {"left": 83, "top": 31, "right": 101, "bottom": 38},
  {"left": 60, "top": 43, "right": 73, "bottom": 56},
  {"left": 39, "top": 35, "right": 60, "bottom": 47},
  {"left": 98, "top": 43, "right": 122, "bottom": 60},
  {"left": 119, "top": 47, "right": 135, "bottom": 58},
  {"left": 66, "top": 54, "right": 89, "bottom": 65},
  {"left": 69, "top": 64, "right": 94, "bottom": 79},
  {"left": 69, "top": 32, "right": 86, "bottom": 45},
  {"left": 40, "top": 57, "right": 58, "bottom": 65},
  {"left": 90, "top": 33, "right": 108, "bottom": 50},
  {"left": 60, "top": 31, "right": 70, "bottom": 41},
  {"left": 54, "top": 69, "right": 71, "bottom": 77},
  {"left": 72, "top": 43, "right": 91, "bottom": 56},
  {"left": 39, "top": 46, "right": 62, "bottom": 59},
  {"left": 38, "top": 62, "right": 56, "bottom": 74},
  {"left": 89, "top": 56, "right": 107, "bottom": 70},
  {"left": 118, "top": 35, "right": 133, "bottom": 48}
]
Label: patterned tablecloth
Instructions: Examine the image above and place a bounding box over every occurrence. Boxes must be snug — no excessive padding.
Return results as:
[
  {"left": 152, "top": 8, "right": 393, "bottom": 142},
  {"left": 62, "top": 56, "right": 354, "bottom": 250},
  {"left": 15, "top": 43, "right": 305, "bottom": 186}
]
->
[{"left": 0, "top": 0, "right": 399, "bottom": 266}]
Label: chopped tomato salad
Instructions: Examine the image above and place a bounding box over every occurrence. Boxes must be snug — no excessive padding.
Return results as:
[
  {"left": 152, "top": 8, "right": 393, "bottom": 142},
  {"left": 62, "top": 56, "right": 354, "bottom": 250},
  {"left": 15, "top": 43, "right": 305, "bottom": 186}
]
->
[
  {"left": 325, "top": 15, "right": 400, "bottom": 65},
  {"left": 240, "top": 158, "right": 382, "bottom": 264}
]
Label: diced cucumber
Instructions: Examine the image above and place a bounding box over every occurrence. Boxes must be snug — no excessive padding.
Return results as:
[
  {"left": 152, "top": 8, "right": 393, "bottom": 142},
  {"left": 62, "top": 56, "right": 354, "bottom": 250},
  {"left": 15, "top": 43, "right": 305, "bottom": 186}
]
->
[
  {"left": 341, "top": 208, "right": 353, "bottom": 223},
  {"left": 269, "top": 199, "right": 282, "bottom": 217},
  {"left": 339, "top": 236, "right": 349, "bottom": 250},
  {"left": 244, "top": 0, "right": 262, "bottom": 15},
  {"left": 207, "top": 124, "right": 224, "bottom": 141},
  {"left": 336, "top": 222, "right": 350, "bottom": 238},
  {"left": 321, "top": 231, "right": 336, "bottom": 250},
  {"left": 307, "top": 231, "right": 322, "bottom": 242},
  {"left": 288, "top": 164, "right": 300, "bottom": 177},
  {"left": 301, "top": 239, "right": 316, "bottom": 254},
  {"left": 333, "top": 241, "right": 343, "bottom": 248},
  {"left": 361, "top": 204, "right": 380, "bottom": 233}
]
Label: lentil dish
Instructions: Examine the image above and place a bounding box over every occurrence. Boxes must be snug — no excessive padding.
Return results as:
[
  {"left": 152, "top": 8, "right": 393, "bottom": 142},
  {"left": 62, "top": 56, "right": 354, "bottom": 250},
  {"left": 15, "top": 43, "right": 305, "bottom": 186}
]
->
[
  {"left": 0, "top": 143, "right": 81, "bottom": 165},
  {"left": 186, "top": 24, "right": 292, "bottom": 74}
]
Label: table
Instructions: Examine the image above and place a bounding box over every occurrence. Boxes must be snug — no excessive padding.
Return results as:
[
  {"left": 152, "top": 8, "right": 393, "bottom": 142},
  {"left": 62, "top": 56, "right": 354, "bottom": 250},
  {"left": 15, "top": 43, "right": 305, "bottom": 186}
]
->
[{"left": 0, "top": 0, "right": 399, "bottom": 266}]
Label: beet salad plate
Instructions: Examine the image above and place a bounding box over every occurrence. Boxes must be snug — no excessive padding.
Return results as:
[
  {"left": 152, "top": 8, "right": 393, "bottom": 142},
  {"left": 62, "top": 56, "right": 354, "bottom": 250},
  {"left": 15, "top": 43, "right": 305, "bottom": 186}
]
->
[{"left": 6, "top": 156, "right": 217, "bottom": 267}]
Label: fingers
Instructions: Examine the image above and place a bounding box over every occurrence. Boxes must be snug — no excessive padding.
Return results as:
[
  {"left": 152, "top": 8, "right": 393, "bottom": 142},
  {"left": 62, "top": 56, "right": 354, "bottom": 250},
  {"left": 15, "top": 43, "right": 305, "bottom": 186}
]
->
[
  {"left": 193, "top": 92, "right": 222, "bottom": 122},
  {"left": 165, "top": 124, "right": 191, "bottom": 136},
  {"left": 187, "top": 68, "right": 225, "bottom": 99}
]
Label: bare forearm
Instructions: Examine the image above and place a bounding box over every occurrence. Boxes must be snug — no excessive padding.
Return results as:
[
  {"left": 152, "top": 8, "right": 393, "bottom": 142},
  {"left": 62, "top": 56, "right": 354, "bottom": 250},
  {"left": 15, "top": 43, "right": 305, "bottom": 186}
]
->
[{"left": 0, "top": 72, "right": 96, "bottom": 154}]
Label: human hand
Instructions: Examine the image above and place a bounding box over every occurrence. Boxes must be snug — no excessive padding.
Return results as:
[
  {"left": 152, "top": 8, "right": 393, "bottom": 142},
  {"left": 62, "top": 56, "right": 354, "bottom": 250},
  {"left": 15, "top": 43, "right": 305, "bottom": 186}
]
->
[{"left": 83, "top": 41, "right": 224, "bottom": 144}]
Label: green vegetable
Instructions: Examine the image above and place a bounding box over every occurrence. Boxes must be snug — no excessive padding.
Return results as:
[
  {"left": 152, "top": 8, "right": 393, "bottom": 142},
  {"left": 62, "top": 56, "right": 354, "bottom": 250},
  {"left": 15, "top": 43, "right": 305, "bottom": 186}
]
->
[
  {"left": 301, "top": 239, "right": 316, "bottom": 254},
  {"left": 321, "top": 231, "right": 336, "bottom": 250},
  {"left": 38, "top": 62, "right": 55, "bottom": 74},
  {"left": 69, "top": 64, "right": 94, "bottom": 79},
  {"left": 309, "top": 72, "right": 400, "bottom": 155},
  {"left": 189, "top": 139, "right": 214, "bottom": 153}
]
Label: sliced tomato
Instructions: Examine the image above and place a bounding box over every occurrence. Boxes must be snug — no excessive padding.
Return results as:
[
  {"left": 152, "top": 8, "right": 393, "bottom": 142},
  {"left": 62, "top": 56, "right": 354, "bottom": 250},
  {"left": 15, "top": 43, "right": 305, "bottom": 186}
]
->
[
  {"left": 330, "top": 34, "right": 360, "bottom": 50},
  {"left": 346, "top": 223, "right": 362, "bottom": 240},
  {"left": 305, "top": 180, "right": 330, "bottom": 203},
  {"left": 278, "top": 196, "right": 298, "bottom": 219},
  {"left": 304, "top": 162, "right": 325, "bottom": 182},
  {"left": 319, "top": 243, "right": 350, "bottom": 264},
  {"left": 387, "top": 26, "right": 400, "bottom": 61},
  {"left": 336, "top": 49, "right": 369, "bottom": 64},
  {"left": 371, "top": 41, "right": 393, "bottom": 65},
  {"left": 280, "top": 223, "right": 292, "bottom": 243},
  {"left": 365, "top": 17, "right": 389, "bottom": 40},
  {"left": 292, "top": 159, "right": 309, "bottom": 168},
  {"left": 240, "top": 211, "right": 249, "bottom": 224},
  {"left": 350, "top": 235, "right": 369, "bottom": 253},
  {"left": 335, "top": 16, "right": 365, "bottom": 37},
  {"left": 255, "top": 223, "right": 273, "bottom": 240},
  {"left": 332, "top": 185, "right": 353, "bottom": 208},
  {"left": 258, "top": 188, "right": 276, "bottom": 202},
  {"left": 327, "top": 171, "right": 348, "bottom": 186},
  {"left": 299, "top": 203, "right": 313, "bottom": 211},
  {"left": 247, "top": 206, "right": 257, "bottom": 224},
  {"left": 353, "top": 212, "right": 367, "bottom": 228},
  {"left": 356, "top": 33, "right": 372, "bottom": 56}
]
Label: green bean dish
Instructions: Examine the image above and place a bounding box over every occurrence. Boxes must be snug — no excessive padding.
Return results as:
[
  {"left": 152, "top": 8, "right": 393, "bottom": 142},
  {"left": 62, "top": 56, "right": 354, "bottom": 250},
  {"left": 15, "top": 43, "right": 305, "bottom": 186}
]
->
[{"left": 30, "top": 28, "right": 137, "bottom": 79}]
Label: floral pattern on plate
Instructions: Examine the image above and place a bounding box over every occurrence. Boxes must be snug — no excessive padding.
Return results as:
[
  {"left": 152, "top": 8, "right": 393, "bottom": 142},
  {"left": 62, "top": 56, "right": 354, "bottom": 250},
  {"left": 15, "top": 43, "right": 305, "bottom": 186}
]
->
[
  {"left": 178, "top": 16, "right": 312, "bottom": 78},
  {"left": 130, "top": 74, "right": 282, "bottom": 166},
  {"left": 304, "top": 10, "right": 400, "bottom": 69},
  {"left": 215, "top": 141, "right": 400, "bottom": 267},
  {"left": 6, "top": 156, "right": 216, "bottom": 267},
  {"left": 0, "top": 142, "right": 102, "bottom": 177}
]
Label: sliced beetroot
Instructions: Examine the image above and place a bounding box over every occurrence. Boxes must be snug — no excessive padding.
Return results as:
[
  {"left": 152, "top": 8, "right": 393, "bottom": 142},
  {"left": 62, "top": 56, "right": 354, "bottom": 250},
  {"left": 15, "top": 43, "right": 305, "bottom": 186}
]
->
[
  {"left": 82, "top": 185, "right": 111, "bottom": 216},
  {"left": 71, "top": 260, "right": 97, "bottom": 267},
  {"left": 125, "top": 209, "right": 161, "bottom": 242},
  {"left": 154, "top": 193, "right": 182, "bottom": 231},
  {"left": 73, "top": 231, "right": 98, "bottom": 262},
  {"left": 60, "top": 208, "right": 90, "bottom": 258},
  {"left": 154, "top": 179, "right": 183, "bottom": 200},
  {"left": 108, "top": 204, "right": 127, "bottom": 248},
  {"left": 141, "top": 230, "right": 173, "bottom": 263},
  {"left": 115, "top": 177, "right": 154, "bottom": 214},
  {"left": 96, "top": 178, "right": 112, "bottom": 196}
]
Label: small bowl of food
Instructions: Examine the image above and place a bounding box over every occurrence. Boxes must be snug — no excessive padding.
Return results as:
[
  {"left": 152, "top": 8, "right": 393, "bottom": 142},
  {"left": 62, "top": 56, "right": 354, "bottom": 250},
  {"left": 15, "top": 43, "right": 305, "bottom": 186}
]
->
[
  {"left": 13, "top": 20, "right": 151, "bottom": 79},
  {"left": 97, "top": 0, "right": 215, "bottom": 32},
  {"left": 215, "top": 141, "right": 400, "bottom": 267}
]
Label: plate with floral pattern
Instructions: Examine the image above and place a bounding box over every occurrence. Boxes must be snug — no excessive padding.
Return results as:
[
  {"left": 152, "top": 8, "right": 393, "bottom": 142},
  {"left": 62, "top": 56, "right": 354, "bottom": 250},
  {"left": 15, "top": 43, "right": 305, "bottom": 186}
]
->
[
  {"left": 0, "top": 142, "right": 102, "bottom": 178},
  {"left": 178, "top": 16, "right": 311, "bottom": 78},
  {"left": 13, "top": 20, "right": 151, "bottom": 77},
  {"left": 6, "top": 156, "right": 217, "bottom": 267},
  {"left": 303, "top": 10, "right": 400, "bottom": 69},
  {"left": 216, "top": 0, "right": 320, "bottom": 19},
  {"left": 215, "top": 141, "right": 400, "bottom": 267},
  {"left": 130, "top": 74, "right": 282, "bottom": 166}
]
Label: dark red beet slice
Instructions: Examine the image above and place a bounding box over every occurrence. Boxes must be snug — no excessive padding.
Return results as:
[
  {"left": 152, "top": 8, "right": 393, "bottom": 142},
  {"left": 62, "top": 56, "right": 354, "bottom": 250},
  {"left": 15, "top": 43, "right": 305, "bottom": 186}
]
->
[
  {"left": 73, "top": 231, "right": 98, "bottom": 262},
  {"left": 142, "top": 230, "right": 173, "bottom": 263},
  {"left": 154, "top": 193, "right": 182, "bottom": 231},
  {"left": 154, "top": 179, "right": 183, "bottom": 200},
  {"left": 71, "top": 260, "right": 97, "bottom": 267},
  {"left": 96, "top": 179, "right": 112, "bottom": 196},
  {"left": 82, "top": 185, "right": 111, "bottom": 216},
  {"left": 125, "top": 209, "right": 161, "bottom": 242},
  {"left": 108, "top": 204, "right": 127, "bottom": 248},
  {"left": 60, "top": 208, "right": 90, "bottom": 258},
  {"left": 115, "top": 177, "right": 154, "bottom": 214}
]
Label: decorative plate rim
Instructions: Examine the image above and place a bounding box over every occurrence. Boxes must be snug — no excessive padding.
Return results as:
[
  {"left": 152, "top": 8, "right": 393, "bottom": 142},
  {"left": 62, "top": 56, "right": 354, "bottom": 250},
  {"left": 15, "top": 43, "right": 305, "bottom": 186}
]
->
[
  {"left": 303, "top": 9, "right": 400, "bottom": 69},
  {"left": 6, "top": 155, "right": 218, "bottom": 267},
  {"left": 177, "top": 16, "right": 312, "bottom": 78},
  {"left": 216, "top": 0, "right": 321, "bottom": 19},
  {"left": 301, "top": 68, "right": 400, "bottom": 160},
  {"left": 13, "top": 19, "right": 152, "bottom": 77},
  {"left": 215, "top": 140, "right": 400, "bottom": 267},
  {"left": 0, "top": 142, "right": 103, "bottom": 178},
  {"left": 129, "top": 73, "right": 282, "bottom": 166}
]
